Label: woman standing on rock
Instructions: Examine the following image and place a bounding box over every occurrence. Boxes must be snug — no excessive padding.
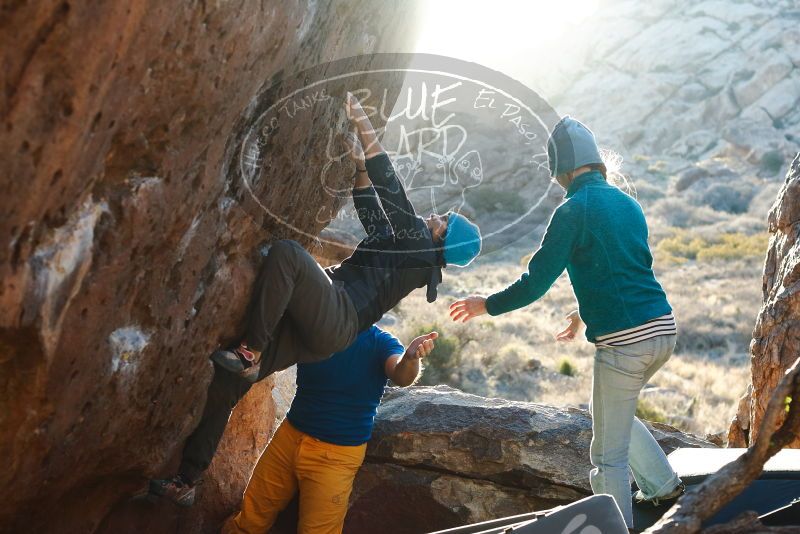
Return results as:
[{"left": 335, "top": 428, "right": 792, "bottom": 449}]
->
[{"left": 449, "top": 117, "right": 683, "bottom": 532}]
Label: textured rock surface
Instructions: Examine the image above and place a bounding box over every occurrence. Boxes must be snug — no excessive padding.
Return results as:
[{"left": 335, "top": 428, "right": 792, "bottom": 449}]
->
[
  {"left": 0, "top": 1, "right": 418, "bottom": 532},
  {"left": 96, "top": 371, "right": 286, "bottom": 534},
  {"left": 346, "top": 386, "right": 714, "bottom": 533},
  {"left": 544, "top": 0, "right": 800, "bottom": 168},
  {"left": 729, "top": 153, "right": 800, "bottom": 448},
  {"left": 523, "top": 0, "right": 799, "bottom": 260},
  {"left": 346, "top": 463, "right": 562, "bottom": 534}
]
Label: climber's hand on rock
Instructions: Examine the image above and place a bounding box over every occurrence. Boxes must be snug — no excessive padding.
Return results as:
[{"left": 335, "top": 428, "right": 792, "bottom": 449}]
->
[
  {"left": 345, "top": 91, "right": 383, "bottom": 158},
  {"left": 555, "top": 309, "right": 583, "bottom": 342},
  {"left": 340, "top": 132, "right": 365, "bottom": 166},
  {"left": 345, "top": 92, "right": 367, "bottom": 125},
  {"left": 449, "top": 296, "right": 487, "bottom": 323}
]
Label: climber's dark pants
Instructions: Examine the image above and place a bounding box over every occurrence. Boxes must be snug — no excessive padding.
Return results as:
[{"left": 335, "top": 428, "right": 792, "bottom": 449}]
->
[
  {"left": 178, "top": 363, "right": 253, "bottom": 484},
  {"left": 178, "top": 322, "right": 304, "bottom": 484},
  {"left": 244, "top": 239, "right": 359, "bottom": 361},
  {"left": 178, "top": 240, "right": 360, "bottom": 483}
]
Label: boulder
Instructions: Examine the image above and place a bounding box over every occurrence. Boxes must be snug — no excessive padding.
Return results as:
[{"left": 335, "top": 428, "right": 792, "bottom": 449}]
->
[
  {"left": 0, "top": 1, "right": 419, "bottom": 532},
  {"left": 731, "top": 50, "right": 794, "bottom": 111},
  {"left": 729, "top": 153, "right": 800, "bottom": 448},
  {"left": 536, "top": 0, "right": 800, "bottom": 178},
  {"left": 741, "top": 73, "right": 800, "bottom": 123},
  {"left": 347, "top": 386, "right": 714, "bottom": 533},
  {"left": 605, "top": 16, "right": 730, "bottom": 75},
  {"left": 346, "top": 463, "right": 561, "bottom": 534}
]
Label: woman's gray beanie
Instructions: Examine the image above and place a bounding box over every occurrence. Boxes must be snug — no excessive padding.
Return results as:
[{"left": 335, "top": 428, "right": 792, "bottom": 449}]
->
[{"left": 547, "top": 116, "right": 603, "bottom": 177}]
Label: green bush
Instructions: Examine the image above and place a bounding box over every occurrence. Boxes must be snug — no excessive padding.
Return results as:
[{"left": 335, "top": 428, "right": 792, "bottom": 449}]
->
[
  {"left": 701, "top": 183, "right": 754, "bottom": 214},
  {"left": 655, "top": 229, "right": 768, "bottom": 264},
  {"left": 760, "top": 150, "right": 784, "bottom": 175},
  {"left": 558, "top": 358, "right": 577, "bottom": 377},
  {"left": 636, "top": 399, "right": 667, "bottom": 423}
]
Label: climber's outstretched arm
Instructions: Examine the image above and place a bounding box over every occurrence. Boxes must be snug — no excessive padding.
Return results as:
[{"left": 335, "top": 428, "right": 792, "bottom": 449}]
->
[
  {"left": 341, "top": 132, "right": 391, "bottom": 238},
  {"left": 346, "top": 94, "right": 422, "bottom": 240},
  {"left": 346, "top": 92, "right": 384, "bottom": 158}
]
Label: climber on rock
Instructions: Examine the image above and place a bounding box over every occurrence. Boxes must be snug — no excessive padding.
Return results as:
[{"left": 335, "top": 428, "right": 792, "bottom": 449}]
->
[
  {"left": 210, "top": 91, "right": 481, "bottom": 381},
  {"left": 148, "top": 93, "right": 480, "bottom": 506},
  {"left": 221, "top": 326, "right": 435, "bottom": 534}
]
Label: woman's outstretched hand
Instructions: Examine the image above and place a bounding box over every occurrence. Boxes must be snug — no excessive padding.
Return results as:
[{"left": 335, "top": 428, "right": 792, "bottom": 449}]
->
[
  {"left": 555, "top": 309, "right": 583, "bottom": 342},
  {"left": 449, "top": 296, "right": 488, "bottom": 322}
]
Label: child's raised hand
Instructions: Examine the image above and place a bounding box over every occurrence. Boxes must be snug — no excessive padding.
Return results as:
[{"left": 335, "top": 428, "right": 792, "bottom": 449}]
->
[{"left": 407, "top": 331, "right": 438, "bottom": 359}]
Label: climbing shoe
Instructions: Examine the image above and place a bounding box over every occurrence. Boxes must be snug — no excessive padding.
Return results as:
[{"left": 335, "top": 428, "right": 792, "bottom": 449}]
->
[
  {"left": 211, "top": 342, "right": 260, "bottom": 380},
  {"left": 634, "top": 482, "right": 685, "bottom": 506},
  {"left": 149, "top": 475, "right": 197, "bottom": 507}
]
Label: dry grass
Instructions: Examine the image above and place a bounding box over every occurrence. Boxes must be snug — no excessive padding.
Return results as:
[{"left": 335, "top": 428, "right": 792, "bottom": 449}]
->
[{"left": 386, "top": 248, "right": 761, "bottom": 439}]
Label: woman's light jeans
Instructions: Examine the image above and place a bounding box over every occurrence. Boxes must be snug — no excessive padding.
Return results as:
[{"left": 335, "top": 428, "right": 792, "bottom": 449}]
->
[{"left": 590, "top": 334, "right": 682, "bottom": 528}]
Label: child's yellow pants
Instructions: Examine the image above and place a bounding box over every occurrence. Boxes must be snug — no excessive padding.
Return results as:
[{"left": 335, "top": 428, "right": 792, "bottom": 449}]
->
[{"left": 223, "top": 419, "right": 367, "bottom": 534}]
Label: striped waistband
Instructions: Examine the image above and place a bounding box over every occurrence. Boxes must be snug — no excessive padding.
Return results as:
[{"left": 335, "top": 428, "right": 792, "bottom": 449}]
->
[{"left": 594, "top": 313, "right": 677, "bottom": 347}]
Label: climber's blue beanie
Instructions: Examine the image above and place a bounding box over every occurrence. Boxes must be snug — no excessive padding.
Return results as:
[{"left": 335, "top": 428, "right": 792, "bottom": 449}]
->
[
  {"left": 443, "top": 212, "right": 481, "bottom": 267},
  {"left": 547, "top": 116, "right": 603, "bottom": 177}
]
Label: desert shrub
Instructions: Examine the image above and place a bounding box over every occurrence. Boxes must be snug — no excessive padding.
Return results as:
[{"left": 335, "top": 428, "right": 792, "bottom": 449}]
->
[
  {"left": 483, "top": 342, "right": 536, "bottom": 379},
  {"left": 497, "top": 342, "right": 526, "bottom": 361},
  {"left": 700, "top": 183, "right": 755, "bottom": 214},
  {"left": 558, "top": 358, "right": 577, "bottom": 377},
  {"left": 760, "top": 150, "right": 784, "bottom": 175},
  {"left": 656, "top": 230, "right": 706, "bottom": 263},
  {"left": 674, "top": 167, "right": 709, "bottom": 192},
  {"left": 655, "top": 229, "right": 768, "bottom": 263},
  {"left": 649, "top": 198, "right": 726, "bottom": 228},
  {"left": 636, "top": 399, "right": 667, "bottom": 423},
  {"left": 632, "top": 180, "right": 665, "bottom": 205},
  {"left": 697, "top": 233, "right": 768, "bottom": 261},
  {"left": 469, "top": 187, "right": 526, "bottom": 214}
]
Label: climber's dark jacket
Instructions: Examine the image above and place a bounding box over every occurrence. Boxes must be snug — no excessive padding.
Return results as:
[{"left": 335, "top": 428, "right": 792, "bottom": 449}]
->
[{"left": 326, "top": 153, "right": 443, "bottom": 331}]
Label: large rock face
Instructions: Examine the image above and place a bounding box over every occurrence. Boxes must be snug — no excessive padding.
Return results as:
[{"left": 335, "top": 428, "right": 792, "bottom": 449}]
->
[
  {"left": 543, "top": 0, "right": 800, "bottom": 168},
  {"left": 0, "top": 1, "right": 419, "bottom": 532},
  {"left": 523, "top": 0, "right": 799, "bottom": 264},
  {"left": 729, "top": 153, "right": 800, "bottom": 447},
  {"left": 346, "top": 386, "right": 714, "bottom": 533}
]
